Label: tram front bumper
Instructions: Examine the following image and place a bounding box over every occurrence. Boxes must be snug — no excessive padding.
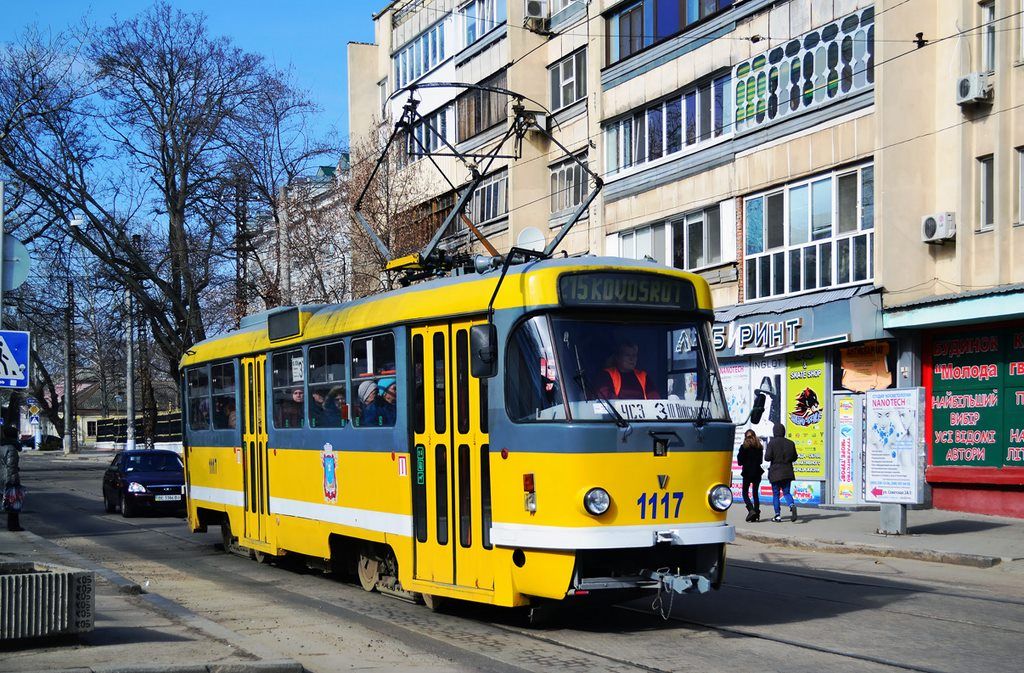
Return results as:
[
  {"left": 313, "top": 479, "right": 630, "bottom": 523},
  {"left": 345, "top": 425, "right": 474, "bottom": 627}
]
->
[{"left": 655, "top": 523, "right": 735, "bottom": 546}]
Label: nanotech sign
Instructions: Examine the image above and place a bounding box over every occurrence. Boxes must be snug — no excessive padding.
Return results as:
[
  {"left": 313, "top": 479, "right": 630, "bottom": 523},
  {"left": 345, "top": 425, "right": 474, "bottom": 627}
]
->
[
  {"left": 713, "top": 318, "right": 802, "bottom": 355},
  {"left": 864, "top": 388, "right": 925, "bottom": 505}
]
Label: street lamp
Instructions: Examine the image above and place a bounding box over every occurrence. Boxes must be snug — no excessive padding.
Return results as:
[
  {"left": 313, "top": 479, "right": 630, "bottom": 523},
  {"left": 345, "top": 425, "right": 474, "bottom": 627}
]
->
[{"left": 63, "top": 216, "right": 80, "bottom": 454}]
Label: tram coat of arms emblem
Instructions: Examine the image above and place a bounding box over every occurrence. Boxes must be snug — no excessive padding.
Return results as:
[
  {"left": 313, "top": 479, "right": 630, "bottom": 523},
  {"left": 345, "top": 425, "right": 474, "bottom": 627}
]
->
[{"left": 321, "top": 443, "right": 337, "bottom": 503}]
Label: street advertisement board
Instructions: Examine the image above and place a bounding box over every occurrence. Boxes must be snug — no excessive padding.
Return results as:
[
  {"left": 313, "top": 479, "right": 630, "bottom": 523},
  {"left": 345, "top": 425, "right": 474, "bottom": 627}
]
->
[
  {"left": 723, "top": 356, "right": 786, "bottom": 497},
  {"left": 787, "top": 350, "right": 827, "bottom": 480},
  {"left": 865, "top": 388, "right": 925, "bottom": 504},
  {"left": 831, "top": 393, "right": 864, "bottom": 504}
]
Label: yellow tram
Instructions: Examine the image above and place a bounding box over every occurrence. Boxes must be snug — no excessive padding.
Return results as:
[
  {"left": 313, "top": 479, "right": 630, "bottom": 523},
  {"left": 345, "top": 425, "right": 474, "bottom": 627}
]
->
[{"left": 181, "top": 256, "right": 736, "bottom": 612}]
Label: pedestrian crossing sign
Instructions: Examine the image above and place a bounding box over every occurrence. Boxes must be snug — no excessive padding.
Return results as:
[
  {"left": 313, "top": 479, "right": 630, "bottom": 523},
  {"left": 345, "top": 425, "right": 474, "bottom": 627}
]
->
[{"left": 0, "top": 330, "right": 30, "bottom": 389}]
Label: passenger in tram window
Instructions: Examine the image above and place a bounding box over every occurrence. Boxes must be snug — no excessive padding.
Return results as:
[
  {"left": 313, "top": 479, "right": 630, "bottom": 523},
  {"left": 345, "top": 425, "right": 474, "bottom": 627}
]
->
[
  {"left": 224, "top": 399, "right": 237, "bottom": 430},
  {"left": 276, "top": 387, "right": 304, "bottom": 428},
  {"left": 595, "top": 340, "right": 660, "bottom": 400},
  {"left": 359, "top": 378, "right": 397, "bottom": 427},
  {"left": 356, "top": 380, "right": 378, "bottom": 427},
  {"left": 310, "top": 387, "right": 345, "bottom": 428},
  {"left": 328, "top": 386, "right": 349, "bottom": 425}
]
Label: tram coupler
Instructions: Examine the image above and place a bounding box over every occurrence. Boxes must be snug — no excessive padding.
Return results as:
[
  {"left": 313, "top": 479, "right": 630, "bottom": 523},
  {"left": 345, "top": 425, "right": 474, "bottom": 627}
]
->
[{"left": 643, "top": 569, "right": 711, "bottom": 595}]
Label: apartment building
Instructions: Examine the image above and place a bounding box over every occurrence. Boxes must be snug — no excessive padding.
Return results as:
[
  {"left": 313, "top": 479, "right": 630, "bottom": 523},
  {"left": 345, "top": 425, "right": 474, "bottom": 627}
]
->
[
  {"left": 347, "top": 0, "right": 1023, "bottom": 517},
  {"left": 877, "top": 0, "right": 1024, "bottom": 517}
]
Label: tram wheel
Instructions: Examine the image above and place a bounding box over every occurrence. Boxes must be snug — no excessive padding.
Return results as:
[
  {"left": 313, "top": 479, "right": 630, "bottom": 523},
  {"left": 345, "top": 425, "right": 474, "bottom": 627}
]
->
[
  {"left": 357, "top": 551, "right": 380, "bottom": 592},
  {"left": 421, "top": 593, "right": 445, "bottom": 612}
]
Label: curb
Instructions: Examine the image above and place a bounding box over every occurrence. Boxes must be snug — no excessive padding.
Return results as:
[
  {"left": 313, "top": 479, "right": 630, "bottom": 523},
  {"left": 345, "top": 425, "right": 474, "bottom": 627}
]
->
[
  {"left": 735, "top": 530, "right": 1002, "bottom": 568},
  {"left": 49, "top": 664, "right": 304, "bottom": 673},
  {"left": 13, "top": 531, "right": 305, "bottom": 672}
]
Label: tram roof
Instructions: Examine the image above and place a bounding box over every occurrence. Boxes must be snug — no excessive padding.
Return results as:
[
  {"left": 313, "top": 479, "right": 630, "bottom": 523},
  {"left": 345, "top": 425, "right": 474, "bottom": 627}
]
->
[{"left": 180, "top": 256, "right": 712, "bottom": 367}]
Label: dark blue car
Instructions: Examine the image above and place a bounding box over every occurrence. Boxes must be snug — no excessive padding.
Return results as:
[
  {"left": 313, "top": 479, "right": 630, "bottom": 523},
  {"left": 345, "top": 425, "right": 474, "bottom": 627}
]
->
[{"left": 102, "top": 449, "right": 185, "bottom": 517}]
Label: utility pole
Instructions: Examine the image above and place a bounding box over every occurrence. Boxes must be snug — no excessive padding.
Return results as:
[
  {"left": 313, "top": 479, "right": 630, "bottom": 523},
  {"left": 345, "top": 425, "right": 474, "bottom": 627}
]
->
[
  {"left": 0, "top": 181, "right": 5, "bottom": 325},
  {"left": 125, "top": 285, "right": 135, "bottom": 451}
]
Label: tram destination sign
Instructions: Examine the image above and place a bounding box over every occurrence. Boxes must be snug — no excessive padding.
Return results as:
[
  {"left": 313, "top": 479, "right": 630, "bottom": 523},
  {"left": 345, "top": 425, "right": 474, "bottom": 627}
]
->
[{"left": 558, "top": 272, "right": 698, "bottom": 311}]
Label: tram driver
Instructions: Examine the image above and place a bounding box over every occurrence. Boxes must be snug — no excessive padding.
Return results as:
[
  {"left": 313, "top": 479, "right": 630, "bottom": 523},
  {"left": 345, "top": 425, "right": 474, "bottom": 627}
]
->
[{"left": 595, "top": 340, "right": 660, "bottom": 400}]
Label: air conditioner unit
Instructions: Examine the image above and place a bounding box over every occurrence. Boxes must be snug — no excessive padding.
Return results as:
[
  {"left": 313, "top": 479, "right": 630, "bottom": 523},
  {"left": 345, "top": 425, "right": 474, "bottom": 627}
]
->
[
  {"left": 921, "top": 212, "right": 956, "bottom": 244},
  {"left": 525, "top": 0, "right": 549, "bottom": 21},
  {"left": 956, "top": 72, "right": 992, "bottom": 106}
]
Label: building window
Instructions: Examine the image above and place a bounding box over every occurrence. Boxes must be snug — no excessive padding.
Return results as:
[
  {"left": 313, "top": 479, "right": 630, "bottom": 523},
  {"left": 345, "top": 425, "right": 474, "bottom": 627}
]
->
[
  {"left": 552, "top": 0, "right": 580, "bottom": 15},
  {"left": 463, "top": 0, "right": 505, "bottom": 47},
  {"left": 408, "top": 106, "right": 450, "bottom": 160},
  {"left": 456, "top": 70, "right": 507, "bottom": 142},
  {"left": 744, "top": 163, "right": 874, "bottom": 301},
  {"left": 394, "top": 17, "right": 448, "bottom": 90},
  {"left": 733, "top": 6, "right": 874, "bottom": 134},
  {"left": 673, "top": 207, "right": 721, "bottom": 270},
  {"left": 619, "top": 223, "right": 668, "bottom": 265},
  {"left": 378, "top": 78, "right": 388, "bottom": 116},
  {"left": 979, "top": 155, "right": 994, "bottom": 231},
  {"left": 86, "top": 421, "right": 97, "bottom": 437},
  {"left": 981, "top": 1, "right": 995, "bottom": 72},
  {"left": 607, "top": 0, "right": 733, "bottom": 66},
  {"left": 469, "top": 168, "right": 508, "bottom": 225},
  {"left": 550, "top": 49, "right": 586, "bottom": 111},
  {"left": 604, "top": 74, "right": 731, "bottom": 175},
  {"left": 550, "top": 152, "right": 589, "bottom": 214},
  {"left": 1017, "top": 147, "right": 1024, "bottom": 225}
]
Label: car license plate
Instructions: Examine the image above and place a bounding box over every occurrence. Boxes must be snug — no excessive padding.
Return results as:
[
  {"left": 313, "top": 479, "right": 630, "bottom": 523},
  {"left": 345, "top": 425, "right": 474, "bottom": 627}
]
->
[{"left": 155, "top": 494, "right": 181, "bottom": 502}]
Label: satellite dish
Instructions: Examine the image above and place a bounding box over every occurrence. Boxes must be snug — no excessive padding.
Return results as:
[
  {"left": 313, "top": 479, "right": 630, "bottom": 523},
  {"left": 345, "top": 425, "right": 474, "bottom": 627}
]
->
[
  {"left": 516, "top": 227, "right": 545, "bottom": 252},
  {"left": 2, "top": 234, "right": 31, "bottom": 292}
]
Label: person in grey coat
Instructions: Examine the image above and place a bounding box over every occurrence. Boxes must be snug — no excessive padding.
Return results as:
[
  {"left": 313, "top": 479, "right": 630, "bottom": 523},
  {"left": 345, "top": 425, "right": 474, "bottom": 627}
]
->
[
  {"left": 763, "top": 422, "right": 798, "bottom": 522},
  {"left": 1, "top": 424, "right": 25, "bottom": 531}
]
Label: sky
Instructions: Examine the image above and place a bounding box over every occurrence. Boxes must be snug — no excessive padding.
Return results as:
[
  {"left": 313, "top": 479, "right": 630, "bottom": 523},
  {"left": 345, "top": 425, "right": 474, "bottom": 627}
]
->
[{"left": 0, "top": 0, "right": 377, "bottom": 146}]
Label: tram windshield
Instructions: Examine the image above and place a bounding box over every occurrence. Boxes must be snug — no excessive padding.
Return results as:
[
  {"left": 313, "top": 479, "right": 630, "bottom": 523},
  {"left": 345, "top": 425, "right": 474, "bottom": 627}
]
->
[{"left": 506, "top": 315, "right": 728, "bottom": 423}]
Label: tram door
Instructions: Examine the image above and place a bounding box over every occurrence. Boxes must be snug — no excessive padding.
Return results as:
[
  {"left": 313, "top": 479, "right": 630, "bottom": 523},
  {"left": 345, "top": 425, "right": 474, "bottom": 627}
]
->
[
  {"left": 241, "top": 355, "right": 269, "bottom": 544},
  {"left": 411, "top": 321, "right": 493, "bottom": 591}
]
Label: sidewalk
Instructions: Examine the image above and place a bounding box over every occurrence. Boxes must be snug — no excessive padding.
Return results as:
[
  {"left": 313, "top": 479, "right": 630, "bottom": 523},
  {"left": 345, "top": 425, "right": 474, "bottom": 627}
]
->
[
  {"left": 0, "top": 530, "right": 303, "bottom": 673},
  {"left": 728, "top": 502, "right": 1024, "bottom": 568}
]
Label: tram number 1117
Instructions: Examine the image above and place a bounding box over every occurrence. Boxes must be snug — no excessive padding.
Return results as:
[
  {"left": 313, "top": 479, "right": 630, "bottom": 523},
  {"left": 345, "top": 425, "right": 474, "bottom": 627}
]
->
[{"left": 636, "top": 491, "right": 684, "bottom": 520}]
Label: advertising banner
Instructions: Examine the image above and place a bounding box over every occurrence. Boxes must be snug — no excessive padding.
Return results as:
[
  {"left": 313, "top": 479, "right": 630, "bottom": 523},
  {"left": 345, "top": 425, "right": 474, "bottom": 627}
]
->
[
  {"left": 865, "top": 388, "right": 925, "bottom": 504},
  {"left": 721, "top": 360, "right": 751, "bottom": 489},
  {"left": 787, "top": 350, "right": 827, "bottom": 480},
  {"left": 831, "top": 393, "right": 864, "bottom": 504}
]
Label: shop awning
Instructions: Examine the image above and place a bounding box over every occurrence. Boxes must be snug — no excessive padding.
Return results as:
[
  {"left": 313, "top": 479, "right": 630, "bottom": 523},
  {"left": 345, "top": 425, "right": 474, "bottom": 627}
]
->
[{"left": 883, "top": 283, "right": 1024, "bottom": 330}]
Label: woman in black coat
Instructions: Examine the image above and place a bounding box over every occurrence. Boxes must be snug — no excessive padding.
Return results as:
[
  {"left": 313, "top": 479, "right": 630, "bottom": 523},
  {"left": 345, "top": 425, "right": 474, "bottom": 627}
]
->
[
  {"left": 763, "top": 423, "right": 799, "bottom": 522},
  {"left": 1, "top": 424, "right": 24, "bottom": 531},
  {"left": 737, "top": 430, "right": 764, "bottom": 522}
]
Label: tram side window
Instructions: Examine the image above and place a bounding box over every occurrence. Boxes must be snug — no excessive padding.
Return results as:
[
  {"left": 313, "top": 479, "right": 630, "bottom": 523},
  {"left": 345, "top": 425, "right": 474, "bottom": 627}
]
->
[
  {"left": 308, "top": 341, "right": 348, "bottom": 428},
  {"left": 187, "top": 367, "right": 210, "bottom": 430},
  {"left": 351, "top": 333, "right": 397, "bottom": 428},
  {"left": 505, "top": 316, "right": 565, "bottom": 422},
  {"left": 272, "top": 349, "right": 305, "bottom": 429},
  {"left": 210, "top": 362, "right": 237, "bottom": 430}
]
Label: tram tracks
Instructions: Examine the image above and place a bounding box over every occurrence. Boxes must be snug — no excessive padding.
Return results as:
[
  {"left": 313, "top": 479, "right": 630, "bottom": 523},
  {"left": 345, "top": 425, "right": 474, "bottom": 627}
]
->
[{"left": 40, "top": 472, "right": 1023, "bottom": 673}]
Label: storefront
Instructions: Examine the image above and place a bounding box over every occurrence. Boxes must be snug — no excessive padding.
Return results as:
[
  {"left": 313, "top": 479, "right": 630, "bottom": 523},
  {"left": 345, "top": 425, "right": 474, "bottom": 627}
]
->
[
  {"left": 885, "top": 289, "right": 1024, "bottom": 518},
  {"left": 716, "top": 286, "right": 891, "bottom": 507}
]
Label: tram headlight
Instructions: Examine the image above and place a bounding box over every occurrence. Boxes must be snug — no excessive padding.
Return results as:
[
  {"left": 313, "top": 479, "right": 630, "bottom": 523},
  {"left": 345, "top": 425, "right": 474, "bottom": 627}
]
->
[
  {"left": 583, "top": 487, "right": 611, "bottom": 516},
  {"left": 708, "top": 484, "right": 733, "bottom": 512}
]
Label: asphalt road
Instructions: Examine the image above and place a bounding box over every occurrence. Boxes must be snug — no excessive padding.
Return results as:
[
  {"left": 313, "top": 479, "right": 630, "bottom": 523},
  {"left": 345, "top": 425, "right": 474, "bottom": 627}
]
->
[{"left": 16, "top": 453, "right": 1024, "bottom": 673}]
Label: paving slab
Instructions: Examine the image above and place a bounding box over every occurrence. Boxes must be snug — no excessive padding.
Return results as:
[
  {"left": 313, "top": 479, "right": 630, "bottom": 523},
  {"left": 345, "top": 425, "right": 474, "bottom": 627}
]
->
[{"left": 0, "top": 530, "right": 302, "bottom": 673}]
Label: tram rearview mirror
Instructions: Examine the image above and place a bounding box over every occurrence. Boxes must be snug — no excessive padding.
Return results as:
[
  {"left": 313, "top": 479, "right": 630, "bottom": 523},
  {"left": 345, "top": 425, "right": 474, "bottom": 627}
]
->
[
  {"left": 749, "top": 392, "right": 766, "bottom": 424},
  {"left": 470, "top": 324, "right": 498, "bottom": 378}
]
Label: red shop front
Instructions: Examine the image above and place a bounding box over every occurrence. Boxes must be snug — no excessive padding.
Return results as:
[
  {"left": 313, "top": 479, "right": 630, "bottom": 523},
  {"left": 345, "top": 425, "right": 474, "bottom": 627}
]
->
[{"left": 923, "top": 323, "right": 1024, "bottom": 518}]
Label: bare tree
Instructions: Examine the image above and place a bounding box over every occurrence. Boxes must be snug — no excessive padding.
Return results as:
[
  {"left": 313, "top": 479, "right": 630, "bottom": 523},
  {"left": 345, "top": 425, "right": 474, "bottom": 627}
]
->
[
  {"left": 346, "top": 124, "right": 435, "bottom": 297},
  {"left": 0, "top": 3, "right": 335, "bottom": 391}
]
